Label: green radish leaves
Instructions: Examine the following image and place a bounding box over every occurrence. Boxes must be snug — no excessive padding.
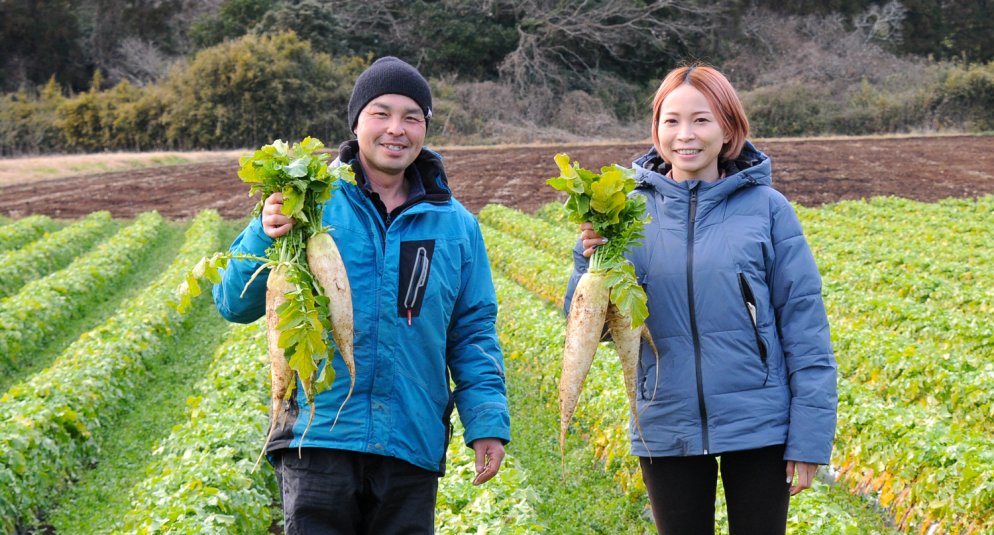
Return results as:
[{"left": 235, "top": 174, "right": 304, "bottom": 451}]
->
[
  {"left": 237, "top": 136, "right": 355, "bottom": 235},
  {"left": 549, "top": 152, "right": 637, "bottom": 230},
  {"left": 603, "top": 263, "right": 649, "bottom": 329},
  {"left": 174, "top": 136, "right": 356, "bottom": 412},
  {"left": 548, "top": 153, "right": 650, "bottom": 328}
]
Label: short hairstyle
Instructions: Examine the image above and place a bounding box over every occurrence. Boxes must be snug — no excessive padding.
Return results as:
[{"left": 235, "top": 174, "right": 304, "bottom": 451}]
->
[{"left": 650, "top": 64, "right": 749, "bottom": 162}]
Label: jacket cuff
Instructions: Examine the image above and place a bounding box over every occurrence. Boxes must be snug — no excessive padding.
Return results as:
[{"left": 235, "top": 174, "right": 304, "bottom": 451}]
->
[
  {"left": 785, "top": 403, "right": 836, "bottom": 464},
  {"left": 242, "top": 216, "right": 275, "bottom": 253},
  {"left": 461, "top": 402, "right": 511, "bottom": 446}
]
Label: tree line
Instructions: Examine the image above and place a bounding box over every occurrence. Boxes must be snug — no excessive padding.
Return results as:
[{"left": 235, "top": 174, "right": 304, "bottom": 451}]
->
[{"left": 0, "top": 0, "right": 991, "bottom": 155}]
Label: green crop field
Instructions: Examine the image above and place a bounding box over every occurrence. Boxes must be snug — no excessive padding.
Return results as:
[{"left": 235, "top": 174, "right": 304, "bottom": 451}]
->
[{"left": 0, "top": 195, "right": 991, "bottom": 534}]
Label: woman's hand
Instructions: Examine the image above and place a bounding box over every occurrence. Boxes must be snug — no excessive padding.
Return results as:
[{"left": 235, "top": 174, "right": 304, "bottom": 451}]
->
[
  {"left": 786, "top": 461, "right": 819, "bottom": 495},
  {"left": 579, "top": 222, "right": 608, "bottom": 258},
  {"left": 262, "top": 192, "right": 294, "bottom": 238}
]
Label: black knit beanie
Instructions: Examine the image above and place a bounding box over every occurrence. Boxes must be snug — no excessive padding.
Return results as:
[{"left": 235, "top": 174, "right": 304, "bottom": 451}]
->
[{"left": 348, "top": 56, "right": 433, "bottom": 132}]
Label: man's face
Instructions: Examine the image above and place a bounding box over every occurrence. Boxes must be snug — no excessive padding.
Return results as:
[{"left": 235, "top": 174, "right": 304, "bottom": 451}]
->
[{"left": 355, "top": 94, "right": 426, "bottom": 180}]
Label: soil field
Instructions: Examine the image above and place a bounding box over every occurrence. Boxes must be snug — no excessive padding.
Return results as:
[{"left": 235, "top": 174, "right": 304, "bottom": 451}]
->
[{"left": 0, "top": 135, "right": 992, "bottom": 220}]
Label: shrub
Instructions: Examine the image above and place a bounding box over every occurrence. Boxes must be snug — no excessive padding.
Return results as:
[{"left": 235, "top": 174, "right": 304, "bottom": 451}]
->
[
  {"left": 161, "top": 31, "right": 367, "bottom": 149},
  {"left": 741, "top": 82, "right": 830, "bottom": 138},
  {"left": 58, "top": 77, "right": 145, "bottom": 152},
  {"left": 110, "top": 85, "right": 169, "bottom": 151},
  {"left": 0, "top": 77, "right": 66, "bottom": 155},
  {"left": 932, "top": 61, "right": 994, "bottom": 131}
]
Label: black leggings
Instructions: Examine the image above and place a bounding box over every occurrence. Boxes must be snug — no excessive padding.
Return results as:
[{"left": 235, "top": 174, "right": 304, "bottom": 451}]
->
[{"left": 639, "top": 444, "right": 790, "bottom": 535}]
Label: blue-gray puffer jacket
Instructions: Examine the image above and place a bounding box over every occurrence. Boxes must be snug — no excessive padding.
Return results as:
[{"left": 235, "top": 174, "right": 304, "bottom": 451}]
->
[{"left": 565, "top": 142, "right": 837, "bottom": 464}]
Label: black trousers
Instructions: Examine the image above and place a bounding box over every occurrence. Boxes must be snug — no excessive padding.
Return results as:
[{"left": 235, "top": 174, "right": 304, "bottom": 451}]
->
[
  {"left": 273, "top": 448, "right": 439, "bottom": 535},
  {"left": 639, "top": 444, "right": 790, "bottom": 535}
]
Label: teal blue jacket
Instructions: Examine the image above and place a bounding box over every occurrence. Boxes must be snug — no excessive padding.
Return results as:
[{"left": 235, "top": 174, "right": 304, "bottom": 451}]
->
[
  {"left": 566, "top": 142, "right": 837, "bottom": 464},
  {"left": 214, "top": 144, "right": 510, "bottom": 472}
]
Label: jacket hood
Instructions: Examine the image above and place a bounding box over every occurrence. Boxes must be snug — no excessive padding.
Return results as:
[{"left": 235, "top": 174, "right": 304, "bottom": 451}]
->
[{"left": 633, "top": 140, "right": 771, "bottom": 199}]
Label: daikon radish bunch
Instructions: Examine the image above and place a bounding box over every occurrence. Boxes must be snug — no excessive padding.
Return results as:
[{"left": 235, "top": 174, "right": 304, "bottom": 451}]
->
[
  {"left": 546, "top": 153, "right": 651, "bottom": 462},
  {"left": 173, "top": 137, "right": 355, "bottom": 468}
]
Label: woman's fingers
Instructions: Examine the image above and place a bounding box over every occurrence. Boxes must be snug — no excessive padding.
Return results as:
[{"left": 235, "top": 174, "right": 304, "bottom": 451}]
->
[
  {"left": 787, "top": 461, "right": 818, "bottom": 495},
  {"left": 579, "top": 222, "right": 607, "bottom": 257}
]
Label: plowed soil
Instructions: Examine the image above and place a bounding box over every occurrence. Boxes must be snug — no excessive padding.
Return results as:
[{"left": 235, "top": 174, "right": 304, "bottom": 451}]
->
[{"left": 1, "top": 135, "right": 991, "bottom": 220}]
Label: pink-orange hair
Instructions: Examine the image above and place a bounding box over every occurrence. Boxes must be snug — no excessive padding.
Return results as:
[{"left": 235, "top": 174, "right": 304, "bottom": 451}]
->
[{"left": 650, "top": 64, "right": 749, "bottom": 162}]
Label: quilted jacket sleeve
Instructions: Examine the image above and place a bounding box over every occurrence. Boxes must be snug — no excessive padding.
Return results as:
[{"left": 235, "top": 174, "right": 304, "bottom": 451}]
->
[
  {"left": 212, "top": 216, "right": 274, "bottom": 324},
  {"left": 447, "top": 219, "right": 511, "bottom": 446},
  {"left": 564, "top": 237, "right": 589, "bottom": 316},
  {"left": 769, "top": 200, "right": 838, "bottom": 465}
]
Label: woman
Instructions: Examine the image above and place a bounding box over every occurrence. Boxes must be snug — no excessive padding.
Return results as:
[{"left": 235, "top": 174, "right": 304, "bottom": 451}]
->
[{"left": 564, "top": 64, "right": 837, "bottom": 534}]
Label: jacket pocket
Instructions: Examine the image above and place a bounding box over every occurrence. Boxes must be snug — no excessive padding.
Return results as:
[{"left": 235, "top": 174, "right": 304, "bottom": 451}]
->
[
  {"left": 398, "top": 240, "right": 435, "bottom": 325},
  {"left": 737, "top": 272, "right": 769, "bottom": 384}
]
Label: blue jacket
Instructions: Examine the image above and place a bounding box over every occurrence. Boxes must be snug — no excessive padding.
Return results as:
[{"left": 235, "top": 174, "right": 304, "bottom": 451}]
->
[
  {"left": 214, "top": 144, "right": 510, "bottom": 473},
  {"left": 566, "top": 142, "right": 837, "bottom": 464}
]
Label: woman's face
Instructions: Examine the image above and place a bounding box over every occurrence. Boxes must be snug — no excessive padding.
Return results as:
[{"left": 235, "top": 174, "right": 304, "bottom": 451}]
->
[{"left": 655, "top": 84, "right": 729, "bottom": 182}]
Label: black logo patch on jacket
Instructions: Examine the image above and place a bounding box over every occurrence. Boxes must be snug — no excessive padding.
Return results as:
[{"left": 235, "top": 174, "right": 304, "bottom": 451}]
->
[{"left": 398, "top": 240, "right": 435, "bottom": 324}]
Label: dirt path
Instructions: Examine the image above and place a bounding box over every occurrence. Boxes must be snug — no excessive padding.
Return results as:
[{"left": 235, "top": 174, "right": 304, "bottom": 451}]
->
[{"left": 1, "top": 135, "right": 991, "bottom": 219}]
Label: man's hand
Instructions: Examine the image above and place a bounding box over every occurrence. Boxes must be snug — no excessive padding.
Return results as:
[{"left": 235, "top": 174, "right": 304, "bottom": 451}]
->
[
  {"left": 786, "top": 461, "right": 819, "bottom": 495},
  {"left": 470, "top": 438, "right": 505, "bottom": 485},
  {"left": 262, "top": 192, "right": 293, "bottom": 238}
]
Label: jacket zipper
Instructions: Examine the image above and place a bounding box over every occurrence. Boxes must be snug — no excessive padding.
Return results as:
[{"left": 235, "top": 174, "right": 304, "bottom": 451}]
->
[
  {"left": 686, "top": 188, "right": 709, "bottom": 454},
  {"left": 737, "top": 273, "right": 770, "bottom": 385},
  {"left": 403, "top": 247, "right": 429, "bottom": 325}
]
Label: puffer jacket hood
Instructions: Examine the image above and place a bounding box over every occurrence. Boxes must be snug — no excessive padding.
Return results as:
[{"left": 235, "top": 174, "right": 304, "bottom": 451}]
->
[
  {"left": 565, "top": 141, "right": 837, "bottom": 464},
  {"left": 633, "top": 141, "right": 771, "bottom": 198}
]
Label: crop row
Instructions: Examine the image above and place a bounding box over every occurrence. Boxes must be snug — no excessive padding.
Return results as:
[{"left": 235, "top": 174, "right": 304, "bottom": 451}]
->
[
  {"left": 0, "top": 210, "right": 224, "bottom": 532},
  {"left": 114, "top": 321, "right": 278, "bottom": 534},
  {"left": 0, "top": 211, "right": 116, "bottom": 299},
  {"left": 802, "top": 199, "right": 993, "bottom": 435},
  {"left": 0, "top": 211, "right": 165, "bottom": 369},
  {"left": 0, "top": 214, "right": 60, "bottom": 254},
  {"left": 800, "top": 199, "right": 994, "bottom": 532},
  {"left": 481, "top": 201, "right": 993, "bottom": 532}
]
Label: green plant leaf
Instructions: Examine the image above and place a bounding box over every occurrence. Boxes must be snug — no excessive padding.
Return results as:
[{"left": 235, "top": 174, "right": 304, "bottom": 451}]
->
[
  {"left": 284, "top": 157, "right": 309, "bottom": 178},
  {"left": 281, "top": 188, "right": 304, "bottom": 218},
  {"left": 314, "top": 360, "right": 336, "bottom": 392}
]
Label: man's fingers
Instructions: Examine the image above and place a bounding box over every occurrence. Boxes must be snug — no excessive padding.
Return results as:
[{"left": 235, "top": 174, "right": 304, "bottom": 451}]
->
[
  {"left": 472, "top": 457, "right": 501, "bottom": 485},
  {"left": 472, "top": 443, "right": 504, "bottom": 486},
  {"left": 474, "top": 445, "right": 487, "bottom": 474},
  {"left": 262, "top": 191, "right": 293, "bottom": 238},
  {"left": 271, "top": 223, "right": 291, "bottom": 237}
]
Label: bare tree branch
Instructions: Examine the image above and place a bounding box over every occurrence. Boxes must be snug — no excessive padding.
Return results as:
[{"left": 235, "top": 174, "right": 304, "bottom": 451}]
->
[
  {"left": 497, "top": 0, "right": 713, "bottom": 93},
  {"left": 107, "top": 37, "right": 173, "bottom": 86},
  {"left": 854, "top": 0, "right": 907, "bottom": 46}
]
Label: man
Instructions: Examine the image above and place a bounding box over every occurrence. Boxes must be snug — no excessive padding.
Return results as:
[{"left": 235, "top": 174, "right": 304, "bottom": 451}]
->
[{"left": 213, "top": 56, "right": 510, "bottom": 534}]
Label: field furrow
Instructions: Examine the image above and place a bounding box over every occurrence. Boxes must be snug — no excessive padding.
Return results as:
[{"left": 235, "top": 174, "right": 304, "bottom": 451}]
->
[
  {"left": 0, "top": 211, "right": 117, "bottom": 299},
  {"left": 0, "top": 210, "right": 224, "bottom": 533},
  {"left": 108, "top": 320, "right": 277, "bottom": 534},
  {"left": 0, "top": 212, "right": 165, "bottom": 370},
  {"left": 43, "top": 226, "right": 241, "bottom": 534}
]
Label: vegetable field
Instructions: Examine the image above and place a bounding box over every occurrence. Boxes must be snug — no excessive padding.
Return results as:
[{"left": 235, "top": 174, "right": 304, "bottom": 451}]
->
[{"left": 1, "top": 143, "right": 993, "bottom": 533}]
